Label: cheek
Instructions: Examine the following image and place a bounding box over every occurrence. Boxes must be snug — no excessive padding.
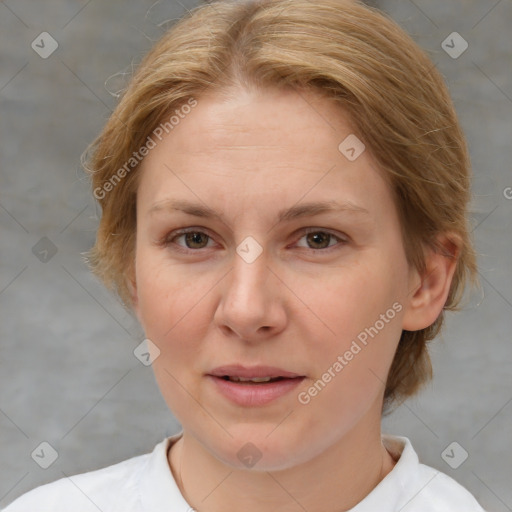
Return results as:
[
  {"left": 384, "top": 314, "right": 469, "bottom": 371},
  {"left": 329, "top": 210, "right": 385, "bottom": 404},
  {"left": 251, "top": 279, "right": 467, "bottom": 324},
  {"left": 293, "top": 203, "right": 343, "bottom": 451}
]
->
[
  {"left": 135, "top": 247, "right": 203, "bottom": 334},
  {"left": 134, "top": 246, "right": 223, "bottom": 378},
  {"left": 304, "top": 258, "right": 402, "bottom": 346},
  {"left": 134, "top": 249, "right": 210, "bottom": 412},
  {"left": 296, "top": 255, "right": 405, "bottom": 397}
]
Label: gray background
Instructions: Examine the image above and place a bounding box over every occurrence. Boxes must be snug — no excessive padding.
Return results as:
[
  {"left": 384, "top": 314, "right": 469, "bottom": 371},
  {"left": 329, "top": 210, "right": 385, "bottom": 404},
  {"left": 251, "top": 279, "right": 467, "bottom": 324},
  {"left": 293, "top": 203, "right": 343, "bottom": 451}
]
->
[{"left": 1, "top": 0, "right": 511, "bottom": 510}]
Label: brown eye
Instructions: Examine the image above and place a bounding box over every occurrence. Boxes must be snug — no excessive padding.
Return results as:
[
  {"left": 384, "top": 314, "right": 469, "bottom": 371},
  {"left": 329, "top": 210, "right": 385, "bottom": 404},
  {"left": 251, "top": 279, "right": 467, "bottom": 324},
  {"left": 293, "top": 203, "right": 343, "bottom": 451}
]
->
[
  {"left": 296, "top": 229, "right": 347, "bottom": 251},
  {"left": 182, "top": 231, "right": 210, "bottom": 249},
  {"left": 305, "top": 232, "right": 332, "bottom": 249},
  {"left": 164, "top": 229, "right": 215, "bottom": 251}
]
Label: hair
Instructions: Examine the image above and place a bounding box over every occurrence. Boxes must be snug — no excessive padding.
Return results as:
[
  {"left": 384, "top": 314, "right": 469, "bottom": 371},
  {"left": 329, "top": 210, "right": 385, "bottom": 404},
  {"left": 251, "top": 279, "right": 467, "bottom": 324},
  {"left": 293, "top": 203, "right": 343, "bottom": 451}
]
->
[{"left": 83, "top": 0, "right": 478, "bottom": 411}]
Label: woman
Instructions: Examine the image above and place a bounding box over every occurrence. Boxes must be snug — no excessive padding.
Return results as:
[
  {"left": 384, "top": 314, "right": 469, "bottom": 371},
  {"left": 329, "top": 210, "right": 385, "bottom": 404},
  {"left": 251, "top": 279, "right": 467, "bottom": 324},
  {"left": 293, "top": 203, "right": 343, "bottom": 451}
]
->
[{"left": 4, "top": 0, "right": 485, "bottom": 510}]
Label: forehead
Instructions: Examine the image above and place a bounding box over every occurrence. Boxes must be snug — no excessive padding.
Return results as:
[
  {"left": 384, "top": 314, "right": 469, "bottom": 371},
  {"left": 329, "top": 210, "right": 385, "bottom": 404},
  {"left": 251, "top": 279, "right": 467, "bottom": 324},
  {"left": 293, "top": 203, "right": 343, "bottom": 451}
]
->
[
  {"left": 161, "top": 86, "right": 347, "bottom": 159},
  {"left": 137, "top": 86, "right": 394, "bottom": 221}
]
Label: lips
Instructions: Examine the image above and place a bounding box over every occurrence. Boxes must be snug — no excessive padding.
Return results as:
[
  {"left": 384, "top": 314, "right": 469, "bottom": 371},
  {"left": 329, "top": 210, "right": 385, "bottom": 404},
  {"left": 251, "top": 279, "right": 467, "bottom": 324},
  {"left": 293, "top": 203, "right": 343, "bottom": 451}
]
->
[{"left": 206, "top": 365, "right": 306, "bottom": 406}]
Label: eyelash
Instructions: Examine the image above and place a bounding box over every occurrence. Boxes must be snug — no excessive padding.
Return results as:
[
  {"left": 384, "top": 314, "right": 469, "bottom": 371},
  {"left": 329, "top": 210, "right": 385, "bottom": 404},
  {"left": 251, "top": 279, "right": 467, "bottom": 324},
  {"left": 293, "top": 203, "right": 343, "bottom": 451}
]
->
[{"left": 160, "top": 227, "right": 349, "bottom": 254}]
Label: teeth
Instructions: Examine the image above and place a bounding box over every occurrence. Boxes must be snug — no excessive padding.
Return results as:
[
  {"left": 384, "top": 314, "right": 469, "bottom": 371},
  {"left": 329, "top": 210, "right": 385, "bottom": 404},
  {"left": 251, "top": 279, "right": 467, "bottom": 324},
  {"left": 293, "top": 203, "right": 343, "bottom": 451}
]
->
[{"left": 227, "top": 376, "right": 277, "bottom": 383}]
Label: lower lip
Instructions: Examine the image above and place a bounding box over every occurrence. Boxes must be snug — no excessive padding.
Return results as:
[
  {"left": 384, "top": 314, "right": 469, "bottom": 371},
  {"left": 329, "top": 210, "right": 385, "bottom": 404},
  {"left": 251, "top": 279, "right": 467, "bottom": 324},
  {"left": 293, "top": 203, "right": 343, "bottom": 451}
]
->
[{"left": 207, "top": 375, "right": 305, "bottom": 407}]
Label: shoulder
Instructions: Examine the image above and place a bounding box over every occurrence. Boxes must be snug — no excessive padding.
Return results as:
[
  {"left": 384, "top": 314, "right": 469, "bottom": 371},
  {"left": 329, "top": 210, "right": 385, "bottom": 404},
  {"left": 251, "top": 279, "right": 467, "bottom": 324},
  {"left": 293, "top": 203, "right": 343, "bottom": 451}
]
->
[
  {"left": 379, "top": 435, "right": 486, "bottom": 512},
  {"left": 2, "top": 446, "right": 155, "bottom": 512},
  {"left": 411, "top": 462, "right": 486, "bottom": 512}
]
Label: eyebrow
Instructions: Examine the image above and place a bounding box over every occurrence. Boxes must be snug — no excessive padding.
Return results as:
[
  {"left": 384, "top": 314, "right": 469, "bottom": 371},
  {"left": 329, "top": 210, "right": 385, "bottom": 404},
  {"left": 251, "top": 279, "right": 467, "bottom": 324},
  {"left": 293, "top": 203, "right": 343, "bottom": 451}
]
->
[{"left": 148, "top": 199, "right": 369, "bottom": 223}]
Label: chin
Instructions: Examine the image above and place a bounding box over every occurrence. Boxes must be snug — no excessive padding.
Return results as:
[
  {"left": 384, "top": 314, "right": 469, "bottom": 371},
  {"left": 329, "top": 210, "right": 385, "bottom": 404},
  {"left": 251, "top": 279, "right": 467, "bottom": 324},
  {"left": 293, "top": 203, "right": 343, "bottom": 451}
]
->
[{"left": 209, "top": 427, "right": 314, "bottom": 472}]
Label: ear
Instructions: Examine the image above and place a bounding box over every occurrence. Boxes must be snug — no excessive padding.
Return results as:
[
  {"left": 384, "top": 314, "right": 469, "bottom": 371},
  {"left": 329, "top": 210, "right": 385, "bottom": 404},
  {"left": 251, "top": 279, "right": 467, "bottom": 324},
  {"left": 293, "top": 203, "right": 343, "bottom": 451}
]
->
[{"left": 402, "top": 234, "right": 460, "bottom": 331}]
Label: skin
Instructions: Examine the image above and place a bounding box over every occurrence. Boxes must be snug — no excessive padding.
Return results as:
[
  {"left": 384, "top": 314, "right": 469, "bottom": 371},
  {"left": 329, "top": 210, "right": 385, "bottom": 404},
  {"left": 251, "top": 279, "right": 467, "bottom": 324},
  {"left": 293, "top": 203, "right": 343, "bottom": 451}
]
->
[{"left": 130, "top": 86, "right": 459, "bottom": 512}]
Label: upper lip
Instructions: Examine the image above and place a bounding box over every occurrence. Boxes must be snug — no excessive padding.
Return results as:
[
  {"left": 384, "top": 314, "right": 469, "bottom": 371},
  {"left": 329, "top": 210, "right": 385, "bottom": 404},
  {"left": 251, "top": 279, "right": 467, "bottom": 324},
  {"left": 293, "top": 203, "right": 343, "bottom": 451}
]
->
[{"left": 208, "top": 365, "right": 304, "bottom": 379}]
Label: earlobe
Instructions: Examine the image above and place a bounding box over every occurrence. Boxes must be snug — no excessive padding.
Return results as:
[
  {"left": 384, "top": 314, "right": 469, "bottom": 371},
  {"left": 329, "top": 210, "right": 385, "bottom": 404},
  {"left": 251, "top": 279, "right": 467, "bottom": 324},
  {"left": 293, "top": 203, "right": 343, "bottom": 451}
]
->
[{"left": 402, "top": 235, "right": 460, "bottom": 332}]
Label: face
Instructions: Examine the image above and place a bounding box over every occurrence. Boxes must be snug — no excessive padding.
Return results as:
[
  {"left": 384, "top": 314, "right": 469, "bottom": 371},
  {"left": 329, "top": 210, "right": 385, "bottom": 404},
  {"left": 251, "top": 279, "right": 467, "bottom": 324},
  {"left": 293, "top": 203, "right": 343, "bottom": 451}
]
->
[{"left": 132, "top": 86, "right": 415, "bottom": 470}]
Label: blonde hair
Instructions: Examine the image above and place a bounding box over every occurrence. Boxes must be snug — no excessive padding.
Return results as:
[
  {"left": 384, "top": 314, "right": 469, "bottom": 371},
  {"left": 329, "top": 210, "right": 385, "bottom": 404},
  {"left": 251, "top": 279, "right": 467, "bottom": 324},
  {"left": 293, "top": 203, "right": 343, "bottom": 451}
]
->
[{"left": 83, "top": 0, "right": 478, "bottom": 410}]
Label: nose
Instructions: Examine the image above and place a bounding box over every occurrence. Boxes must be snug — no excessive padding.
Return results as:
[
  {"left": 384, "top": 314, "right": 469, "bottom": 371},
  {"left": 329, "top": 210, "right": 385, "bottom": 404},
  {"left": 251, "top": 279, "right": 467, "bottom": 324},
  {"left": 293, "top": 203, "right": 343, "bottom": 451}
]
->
[{"left": 213, "top": 247, "right": 287, "bottom": 342}]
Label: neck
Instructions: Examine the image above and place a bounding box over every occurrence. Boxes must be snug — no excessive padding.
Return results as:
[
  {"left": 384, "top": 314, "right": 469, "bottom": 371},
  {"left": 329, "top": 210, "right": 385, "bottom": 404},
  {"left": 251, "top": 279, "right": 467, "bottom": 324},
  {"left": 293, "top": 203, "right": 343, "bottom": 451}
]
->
[{"left": 169, "top": 408, "right": 396, "bottom": 512}]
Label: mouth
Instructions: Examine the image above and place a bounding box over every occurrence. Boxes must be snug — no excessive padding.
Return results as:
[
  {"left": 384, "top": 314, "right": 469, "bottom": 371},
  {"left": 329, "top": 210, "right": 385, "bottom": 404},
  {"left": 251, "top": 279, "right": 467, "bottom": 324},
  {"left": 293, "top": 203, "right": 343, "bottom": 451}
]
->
[
  {"left": 208, "top": 364, "right": 305, "bottom": 381},
  {"left": 207, "top": 365, "right": 306, "bottom": 406}
]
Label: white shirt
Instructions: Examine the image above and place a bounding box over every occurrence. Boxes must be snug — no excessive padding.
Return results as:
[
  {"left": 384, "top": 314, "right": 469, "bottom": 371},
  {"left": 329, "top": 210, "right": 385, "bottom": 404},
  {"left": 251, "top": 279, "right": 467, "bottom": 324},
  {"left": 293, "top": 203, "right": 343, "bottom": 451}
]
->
[{"left": 2, "top": 432, "right": 485, "bottom": 512}]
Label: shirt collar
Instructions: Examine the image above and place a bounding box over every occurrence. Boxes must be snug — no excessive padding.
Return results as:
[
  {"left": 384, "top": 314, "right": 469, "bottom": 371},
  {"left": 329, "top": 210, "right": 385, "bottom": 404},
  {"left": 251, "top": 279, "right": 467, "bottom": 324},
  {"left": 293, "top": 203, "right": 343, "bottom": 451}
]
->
[{"left": 349, "top": 435, "right": 423, "bottom": 511}]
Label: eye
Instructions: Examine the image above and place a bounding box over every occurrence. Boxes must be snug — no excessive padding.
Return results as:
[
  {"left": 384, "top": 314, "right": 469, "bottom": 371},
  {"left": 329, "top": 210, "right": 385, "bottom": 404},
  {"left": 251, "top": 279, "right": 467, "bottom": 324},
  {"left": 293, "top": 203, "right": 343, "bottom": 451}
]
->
[
  {"left": 164, "top": 229, "right": 215, "bottom": 251},
  {"left": 294, "top": 229, "right": 348, "bottom": 251}
]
